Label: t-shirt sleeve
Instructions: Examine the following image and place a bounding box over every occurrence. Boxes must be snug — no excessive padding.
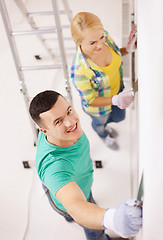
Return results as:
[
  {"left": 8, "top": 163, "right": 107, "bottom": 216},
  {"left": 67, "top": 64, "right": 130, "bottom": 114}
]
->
[
  {"left": 41, "top": 157, "right": 74, "bottom": 196},
  {"left": 71, "top": 63, "right": 96, "bottom": 107}
]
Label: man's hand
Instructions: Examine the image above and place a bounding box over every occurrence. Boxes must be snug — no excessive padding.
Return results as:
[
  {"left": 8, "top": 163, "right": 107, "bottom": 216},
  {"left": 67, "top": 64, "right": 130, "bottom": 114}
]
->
[{"left": 103, "top": 199, "right": 143, "bottom": 238}]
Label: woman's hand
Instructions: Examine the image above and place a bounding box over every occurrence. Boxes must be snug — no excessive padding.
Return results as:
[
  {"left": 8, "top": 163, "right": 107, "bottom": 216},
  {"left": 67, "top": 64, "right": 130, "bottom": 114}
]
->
[
  {"left": 126, "top": 24, "right": 137, "bottom": 53},
  {"left": 112, "top": 88, "right": 134, "bottom": 109}
]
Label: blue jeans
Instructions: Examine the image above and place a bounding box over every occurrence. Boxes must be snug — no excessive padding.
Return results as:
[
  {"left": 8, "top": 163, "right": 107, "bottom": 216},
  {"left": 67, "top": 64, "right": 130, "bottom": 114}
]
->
[
  {"left": 42, "top": 185, "right": 112, "bottom": 240},
  {"left": 86, "top": 85, "right": 126, "bottom": 139},
  {"left": 90, "top": 106, "right": 125, "bottom": 138}
]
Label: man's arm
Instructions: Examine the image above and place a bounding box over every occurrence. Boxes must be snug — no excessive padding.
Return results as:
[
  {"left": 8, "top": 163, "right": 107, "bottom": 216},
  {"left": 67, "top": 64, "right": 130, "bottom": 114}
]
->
[
  {"left": 56, "top": 181, "right": 106, "bottom": 229},
  {"left": 56, "top": 181, "right": 142, "bottom": 238}
]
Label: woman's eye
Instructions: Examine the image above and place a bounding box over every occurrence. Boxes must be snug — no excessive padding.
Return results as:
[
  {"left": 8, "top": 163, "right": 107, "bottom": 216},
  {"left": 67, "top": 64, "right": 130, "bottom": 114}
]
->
[
  {"left": 100, "top": 35, "right": 104, "bottom": 39},
  {"left": 90, "top": 42, "right": 95, "bottom": 45},
  {"left": 67, "top": 108, "right": 73, "bottom": 115}
]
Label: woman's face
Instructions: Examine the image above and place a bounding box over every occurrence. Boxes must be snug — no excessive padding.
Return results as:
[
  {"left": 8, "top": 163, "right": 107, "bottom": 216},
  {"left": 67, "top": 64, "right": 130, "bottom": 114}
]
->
[{"left": 80, "top": 28, "right": 106, "bottom": 56}]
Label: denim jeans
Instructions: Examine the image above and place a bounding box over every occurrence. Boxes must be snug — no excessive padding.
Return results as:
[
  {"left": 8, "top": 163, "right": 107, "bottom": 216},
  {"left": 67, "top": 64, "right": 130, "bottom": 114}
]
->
[
  {"left": 42, "top": 185, "right": 112, "bottom": 240},
  {"left": 86, "top": 85, "right": 126, "bottom": 139},
  {"left": 90, "top": 105, "right": 125, "bottom": 138}
]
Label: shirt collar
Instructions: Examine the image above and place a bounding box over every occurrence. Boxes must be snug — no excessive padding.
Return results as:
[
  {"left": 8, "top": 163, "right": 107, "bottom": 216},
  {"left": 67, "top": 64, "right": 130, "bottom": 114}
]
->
[{"left": 77, "top": 46, "right": 101, "bottom": 71}]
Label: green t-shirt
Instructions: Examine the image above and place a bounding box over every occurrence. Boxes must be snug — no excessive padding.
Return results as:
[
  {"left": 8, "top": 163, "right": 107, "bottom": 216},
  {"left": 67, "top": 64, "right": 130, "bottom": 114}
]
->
[{"left": 36, "top": 131, "right": 94, "bottom": 212}]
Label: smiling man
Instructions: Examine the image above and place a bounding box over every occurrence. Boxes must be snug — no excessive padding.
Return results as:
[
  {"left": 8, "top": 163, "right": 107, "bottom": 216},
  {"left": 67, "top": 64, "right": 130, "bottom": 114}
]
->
[
  {"left": 29, "top": 90, "right": 142, "bottom": 240},
  {"left": 37, "top": 94, "right": 83, "bottom": 147}
]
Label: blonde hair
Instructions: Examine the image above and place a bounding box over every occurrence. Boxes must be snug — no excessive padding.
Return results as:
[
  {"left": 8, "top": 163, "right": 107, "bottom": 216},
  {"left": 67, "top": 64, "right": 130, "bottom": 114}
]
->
[{"left": 71, "top": 12, "right": 104, "bottom": 47}]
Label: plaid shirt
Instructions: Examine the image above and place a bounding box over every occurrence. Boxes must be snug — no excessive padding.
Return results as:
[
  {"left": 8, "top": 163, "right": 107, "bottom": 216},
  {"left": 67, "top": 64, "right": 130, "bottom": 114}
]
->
[{"left": 70, "top": 31, "right": 123, "bottom": 117}]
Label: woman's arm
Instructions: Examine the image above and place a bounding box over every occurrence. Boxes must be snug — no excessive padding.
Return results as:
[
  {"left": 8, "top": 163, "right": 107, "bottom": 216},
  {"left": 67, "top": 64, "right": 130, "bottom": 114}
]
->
[
  {"left": 89, "top": 96, "right": 112, "bottom": 107},
  {"left": 120, "top": 47, "right": 129, "bottom": 56},
  {"left": 120, "top": 25, "right": 137, "bottom": 56},
  {"left": 90, "top": 89, "right": 134, "bottom": 109}
]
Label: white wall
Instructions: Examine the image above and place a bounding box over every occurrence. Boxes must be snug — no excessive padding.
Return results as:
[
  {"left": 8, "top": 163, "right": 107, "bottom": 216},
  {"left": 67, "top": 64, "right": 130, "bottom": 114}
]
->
[
  {"left": 137, "top": 0, "right": 163, "bottom": 239},
  {"left": 66, "top": 0, "right": 122, "bottom": 45}
]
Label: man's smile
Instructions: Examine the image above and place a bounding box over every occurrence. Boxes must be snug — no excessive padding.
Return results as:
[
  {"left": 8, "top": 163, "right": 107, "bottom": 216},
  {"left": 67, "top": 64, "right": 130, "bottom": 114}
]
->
[{"left": 66, "top": 123, "right": 77, "bottom": 133}]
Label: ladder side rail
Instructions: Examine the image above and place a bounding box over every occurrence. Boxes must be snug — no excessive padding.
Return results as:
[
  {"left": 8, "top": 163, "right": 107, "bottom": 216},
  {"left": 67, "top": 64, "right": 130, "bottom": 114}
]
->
[
  {"left": 62, "top": 0, "right": 73, "bottom": 22},
  {"left": 21, "top": 84, "right": 38, "bottom": 146},
  {"left": 0, "top": 0, "right": 38, "bottom": 145},
  {"left": 13, "top": 0, "right": 55, "bottom": 60},
  {"left": 51, "top": 0, "right": 73, "bottom": 105}
]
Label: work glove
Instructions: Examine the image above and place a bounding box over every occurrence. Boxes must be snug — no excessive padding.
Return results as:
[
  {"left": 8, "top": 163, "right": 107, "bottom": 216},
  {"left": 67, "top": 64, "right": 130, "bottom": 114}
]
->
[
  {"left": 126, "top": 24, "right": 137, "bottom": 53},
  {"left": 102, "top": 199, "right": 143, "bottom": 238},
  {"left": 112, "top": 88, "right": 134, "bottom": 109}
]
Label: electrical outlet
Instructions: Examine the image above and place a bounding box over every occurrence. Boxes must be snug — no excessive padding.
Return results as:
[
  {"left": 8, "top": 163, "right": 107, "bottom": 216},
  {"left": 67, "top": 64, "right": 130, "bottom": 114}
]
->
[
  {"left": 95, "top": 160, "right": 103, "bottom": 168},
  {"left": 22, "top": 161, "right": 30, "bottom": 169},
  {"left": 22, "top": 160, "right": 35, "bottom": 169}
]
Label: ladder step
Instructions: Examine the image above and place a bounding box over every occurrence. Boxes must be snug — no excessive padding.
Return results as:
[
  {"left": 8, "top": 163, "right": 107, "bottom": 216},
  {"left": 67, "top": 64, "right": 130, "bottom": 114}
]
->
[
  {"left": 12, "top": 28, "right": 57, "bottom": 36},
  {"left": 27, "top": 10, "right": 68, "bottom": 17},
  {"left": 12, "top": 25, "right": 70, "bottom": 36},
  {"left": 39, "top": 25, "right": 70, "bottom": 29},
  {"left": 20, "top": 65, "right": 63, "bottom": 71},
  {"left": 51, "top": 47, "right": 75, "bottom": 51},
  {"left": 44, "top": 37, "right": 72, "bottom": 41}
]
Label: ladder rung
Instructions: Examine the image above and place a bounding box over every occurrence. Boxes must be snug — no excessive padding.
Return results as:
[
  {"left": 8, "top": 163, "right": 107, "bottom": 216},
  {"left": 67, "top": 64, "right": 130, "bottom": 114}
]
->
[
  {"left": 12, "top": 28, "right": 57, "bottom": 36},
  {"left": 39, "top": 25, "right": 70, "bottom": 30},
  {"left": 44, "top": 37, "right": 72, "bottom": 41},
  {"left": 20, "top": 65, "right": 63, "bottom": 71},
  {"left": 12, "top": 25, "right": 70, "bottom": 36},
  {"left": 27, "top": 10, "right": 68, "bottom": 17},
  {"left": 52, "top": 47, "right": 75, "bottom": 51},
  {"left": 27, "top": 11, "right": 53, "bottom": 17}
]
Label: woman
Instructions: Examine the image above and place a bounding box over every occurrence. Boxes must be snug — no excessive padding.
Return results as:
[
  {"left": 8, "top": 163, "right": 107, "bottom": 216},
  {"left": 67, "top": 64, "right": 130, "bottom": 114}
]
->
[{"left": 70, "top": 12, "right": 136, "bottom": 150}]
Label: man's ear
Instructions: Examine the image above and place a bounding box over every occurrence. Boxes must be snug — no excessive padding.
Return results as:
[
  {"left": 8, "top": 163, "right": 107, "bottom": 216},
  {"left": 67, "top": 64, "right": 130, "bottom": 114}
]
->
[{"left": 39, "top": 128, "right": 47, "bottom": 135}]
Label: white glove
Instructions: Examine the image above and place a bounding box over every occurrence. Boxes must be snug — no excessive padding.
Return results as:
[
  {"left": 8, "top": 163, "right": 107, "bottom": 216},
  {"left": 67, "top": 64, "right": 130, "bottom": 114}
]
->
[
  {"left": 102, "top": 199, "right": 143, "bottom": 238},
  {"left": 112, "top": 88, "right": 134, "bottom": 109},
  {"left": 126, "top": 24, "right": 137, "bottom": 53}
]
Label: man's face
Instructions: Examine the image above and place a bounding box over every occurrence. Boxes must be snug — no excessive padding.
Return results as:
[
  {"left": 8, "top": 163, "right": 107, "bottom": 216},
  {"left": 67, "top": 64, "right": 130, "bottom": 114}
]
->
[{"left": 40, "top": 96, "right": 83, "bottom": 147}]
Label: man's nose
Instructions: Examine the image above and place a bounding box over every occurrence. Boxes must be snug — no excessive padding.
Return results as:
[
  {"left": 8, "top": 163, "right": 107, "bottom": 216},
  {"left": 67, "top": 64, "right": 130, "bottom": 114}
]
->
[{"left": 64, "top": 116, "right": 74, "bottom": 127}]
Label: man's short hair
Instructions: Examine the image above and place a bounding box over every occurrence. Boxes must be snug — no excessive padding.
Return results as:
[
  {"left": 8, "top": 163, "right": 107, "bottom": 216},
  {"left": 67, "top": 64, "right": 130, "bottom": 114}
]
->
[{"left": 29, "top": 90, "right": 61, "bottom": 126}]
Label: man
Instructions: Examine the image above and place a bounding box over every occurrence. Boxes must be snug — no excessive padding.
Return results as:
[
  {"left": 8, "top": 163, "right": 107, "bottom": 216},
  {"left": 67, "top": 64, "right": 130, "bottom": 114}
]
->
[{"left": 29, "top": 90, "right": 142, "bottom": 240}]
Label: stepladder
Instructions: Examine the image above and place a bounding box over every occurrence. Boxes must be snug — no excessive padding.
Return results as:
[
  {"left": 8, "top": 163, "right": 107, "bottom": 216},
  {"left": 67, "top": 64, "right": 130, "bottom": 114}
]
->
[{"left": 0, "top": 0, "right": 75, "bottom": 146}]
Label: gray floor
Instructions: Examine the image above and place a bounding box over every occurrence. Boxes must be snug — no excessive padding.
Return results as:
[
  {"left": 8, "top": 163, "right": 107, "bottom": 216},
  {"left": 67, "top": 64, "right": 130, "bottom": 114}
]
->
[{"left": 0, "top": 0, "right": 139, "bottom": 239}]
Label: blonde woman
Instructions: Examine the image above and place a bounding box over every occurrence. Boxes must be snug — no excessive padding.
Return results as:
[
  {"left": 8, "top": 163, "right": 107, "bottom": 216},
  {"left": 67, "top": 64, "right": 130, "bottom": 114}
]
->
[{"left": 71, "top": 12, "right": 136, "bottom": 150}]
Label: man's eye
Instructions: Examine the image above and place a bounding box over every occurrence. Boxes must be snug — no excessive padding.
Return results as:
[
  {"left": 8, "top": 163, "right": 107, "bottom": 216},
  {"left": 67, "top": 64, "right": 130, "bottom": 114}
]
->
[{"left": 56, "top": 119, "right": 62, "bottom": 125}]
